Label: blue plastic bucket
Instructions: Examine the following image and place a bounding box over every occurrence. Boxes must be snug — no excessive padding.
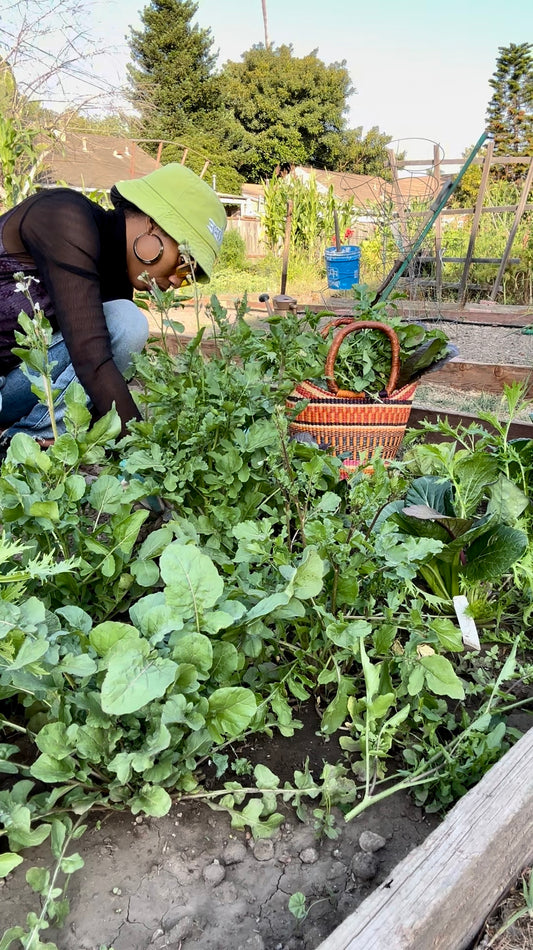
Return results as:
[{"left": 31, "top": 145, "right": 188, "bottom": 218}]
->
[{"left": 324, "top": 245, "right": 361, "bottom": 290}]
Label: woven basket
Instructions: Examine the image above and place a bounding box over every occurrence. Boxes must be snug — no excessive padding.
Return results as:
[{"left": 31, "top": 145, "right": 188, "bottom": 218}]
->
[{"left": 286, "top": 319, "right": 417, "bottom": 468}]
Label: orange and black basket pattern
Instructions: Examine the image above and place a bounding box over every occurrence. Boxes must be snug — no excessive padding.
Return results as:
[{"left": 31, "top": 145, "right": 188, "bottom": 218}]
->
[{"left": 286, "top": 319, "right": 417, "bottom": 469}]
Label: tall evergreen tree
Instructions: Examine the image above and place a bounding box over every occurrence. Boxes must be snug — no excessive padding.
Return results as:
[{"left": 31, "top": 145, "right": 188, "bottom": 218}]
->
[
  {"left": 486, "top": 42, "right": 533, "bottom": 160},
  {"left": 126, "top": 0, "right": 219, "bottom": 142}
]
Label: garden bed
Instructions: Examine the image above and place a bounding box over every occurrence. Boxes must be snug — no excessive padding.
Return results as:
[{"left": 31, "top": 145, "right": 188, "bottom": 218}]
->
[{"left": 1, "top": 294, "right": 531, "bottom": 950}]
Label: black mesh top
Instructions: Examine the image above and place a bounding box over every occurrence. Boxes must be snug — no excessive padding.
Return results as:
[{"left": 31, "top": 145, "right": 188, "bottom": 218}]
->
[{"left": 0, "top": 189, "right": 141, "bottom": 431}]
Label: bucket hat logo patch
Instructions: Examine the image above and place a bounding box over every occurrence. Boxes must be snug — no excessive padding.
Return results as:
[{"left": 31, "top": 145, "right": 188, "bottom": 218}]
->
[{"left": 208, "top": 219, "right": 224, "bottom": 246}]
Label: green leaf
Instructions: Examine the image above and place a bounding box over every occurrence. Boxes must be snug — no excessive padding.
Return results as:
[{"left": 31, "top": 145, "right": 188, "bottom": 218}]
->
[
  {"left": 28, "top": 500, "right": 59, "bottom": 521},
  {"left": 85, "top": 408, "right": 121, "bottom": 446},
  {"left": 30, "top": 754, "right": 76, "bottom": 783},
  {"left": 429, "top": 618, "right": 464, "bottom": 652},
  {"left": 171, "top": 633, "right": 213, "bottom": 674},
  {"left": 89, "top": 621, "right": 140, "bottom": 656},
  {"left": 59, "top": 852, "right": 84, "bottom": 874},
  {"left": 130, "top": 784, "right": 172, "bottom": 817},
  {"left": 0, "top": 853, "right": 23, "bottom": 878},
  {"left": 26, "top": 866, "right": 50, "bottom": 893},
  {"left": 207, "top": 687, "right": 257, "bottom": 740},
  {"left": 463, "top": 525, "right": 528, "bottom": 582},
  {"left": 89, "top": 474, "right": 125, "bottom": 513},
  {"left": 254, "top": 764, "right": 280, "bottom": 788},
  {"left": 360, "top": 639, "right": 380, "bottom": 702},
  {"left": 50, "top": 819, "right": 67, "bottom": 860},
  {"left": 52, "top": 435, "right": 81, "bottom": 467},
  {"left": 211, "top": 641, "right": 240, "bottom": 681},
  {"left": 321, "top": 676, "right": 351, "bottom": 735},
  {"left": 288, "top": 892, "right": 307, "bottom": 919},
  {"left": 56, "top": 606, "right": 93, "bottom": 635},
  {"left": 9, "top": 636, "right": 49, "bottom": 669},
  {"left": 420, "top": 654, "right": 465, "bottom": 699},
  {"left": 100, "top": 647, "right": 178, "bottom": 714},
  {"left": 130, "top": 558, "right": 160, "bottom": 587},
  {"left": 8, "top": 433, "right": 46, "bottom": 467},
  {"left": 111, "top": 509, "right": 149, "bottom": 557},
  {"left": 407, "top": 664, "right": 425, "bottom": 696},
  {"left": 137, "top": 526, "right": 175, "bottom": 560},
  {"left": 245, "top": 592, "right": 290, "bottom": 622},
  {"left": 243, "top": 418, "right": 278, "bottom": 451},
  {"left": 35, "top": 723, "right": 72, "bottom": 759},
  {"left": 161, "top": 543, "right": 224, "bottom": 617},
  {"left": 325, "top": 619, "right": 370, "bottom": 650},
  {"left": 283, "top": 547, "right": 325, "bottom": 600},
  {"left": 453, "top": 453, "right": 499, "bottom": 514},
  {"left": 56, "top": 654, "right": 97, "bottom": 677},
  {"left": 368, "top": 692, "right": 395, "bottom": 720},
  {"left": 487, "top": 474, "right": 529, "bottom": 522}
]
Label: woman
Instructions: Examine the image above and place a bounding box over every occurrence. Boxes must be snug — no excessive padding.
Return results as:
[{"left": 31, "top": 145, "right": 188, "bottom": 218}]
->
[{"left": 0, "top": 163, "right": 226, "bottom": 447}]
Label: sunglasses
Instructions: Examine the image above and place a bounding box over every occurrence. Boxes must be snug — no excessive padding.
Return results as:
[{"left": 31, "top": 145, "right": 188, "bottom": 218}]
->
[{"left": 175, "top": 255, "right": 197, "bottom": 284}]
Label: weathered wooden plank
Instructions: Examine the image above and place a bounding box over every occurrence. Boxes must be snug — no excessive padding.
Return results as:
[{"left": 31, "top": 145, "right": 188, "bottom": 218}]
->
[
  {"left": 409, "top": 204, "right": 533, "bottom": 216},
  {"left": 408, "top": 405, "right": 533, "bottom": 441},
  {"left": 427, "top": 359, "right": 533, "bottom": 397},
  {"left": 397, "top": 156, "right": 533, "bottom": 167},
  {"left": 433, "top": 144, "right": 443, "bottom": 303},
  {"left": 317, "top": 729, "right": 533, "bottom": 950},
  {"left": 303, "top": 302, "right": 533, "bottom": 327}
]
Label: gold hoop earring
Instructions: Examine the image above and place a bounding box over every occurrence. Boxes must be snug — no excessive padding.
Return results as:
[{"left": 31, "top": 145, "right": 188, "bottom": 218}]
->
[{"left": 133, "top": 232, "right": 164, "bottom": 265}]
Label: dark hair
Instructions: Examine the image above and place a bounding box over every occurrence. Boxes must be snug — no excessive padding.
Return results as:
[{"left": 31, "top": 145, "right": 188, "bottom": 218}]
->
[{"left": 109, "top": 185, "right": 142, "bottom": 215}]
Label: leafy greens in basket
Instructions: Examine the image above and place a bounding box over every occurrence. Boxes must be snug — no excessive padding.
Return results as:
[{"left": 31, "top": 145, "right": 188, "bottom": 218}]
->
[{"left": 322, "top": 316, "right": 450, "bottom": 395}]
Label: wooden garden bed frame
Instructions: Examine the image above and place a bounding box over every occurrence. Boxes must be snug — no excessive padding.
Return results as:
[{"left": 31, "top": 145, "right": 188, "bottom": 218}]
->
[{"left": 317, "top": 728, "right": 533, "bottom": 950}]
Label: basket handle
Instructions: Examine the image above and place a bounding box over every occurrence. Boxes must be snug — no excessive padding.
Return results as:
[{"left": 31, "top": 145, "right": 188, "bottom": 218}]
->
[{"left": 323, "top": 320, "right": 401, "bottom": 397}]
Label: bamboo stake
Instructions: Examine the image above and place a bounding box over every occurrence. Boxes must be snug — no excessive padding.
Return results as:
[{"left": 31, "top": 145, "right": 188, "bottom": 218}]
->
[
  {"left": 458, "top": 138, "right": 494, "bottom": 304},
  {"left": 280, "top": 199, "right": 293, "bottom": 296}
]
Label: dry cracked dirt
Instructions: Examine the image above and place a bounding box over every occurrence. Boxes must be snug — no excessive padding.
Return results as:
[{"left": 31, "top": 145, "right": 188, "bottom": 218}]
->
[{"left": 0, "top": 720, "right": 439, "bottom": 950}]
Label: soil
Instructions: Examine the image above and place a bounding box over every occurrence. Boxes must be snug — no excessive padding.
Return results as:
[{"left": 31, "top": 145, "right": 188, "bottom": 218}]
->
[{"left": 0, "top": 715, "right": 439, "bottom": 950}]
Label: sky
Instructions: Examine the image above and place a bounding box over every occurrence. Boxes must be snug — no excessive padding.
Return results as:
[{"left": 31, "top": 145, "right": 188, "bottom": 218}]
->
[{"left": 5, "top": 0, "right": 533, "bottom": 163}]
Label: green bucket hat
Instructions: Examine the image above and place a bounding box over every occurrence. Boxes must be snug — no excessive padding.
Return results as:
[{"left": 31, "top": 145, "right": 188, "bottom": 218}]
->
[{"left": 114, "top": 163, "right": 226, "bottom": 280}]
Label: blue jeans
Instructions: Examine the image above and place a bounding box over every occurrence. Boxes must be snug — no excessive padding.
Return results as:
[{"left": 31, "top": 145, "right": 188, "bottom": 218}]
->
[{"left": 0, "top": 300, "right": 149, "bottom": 440}]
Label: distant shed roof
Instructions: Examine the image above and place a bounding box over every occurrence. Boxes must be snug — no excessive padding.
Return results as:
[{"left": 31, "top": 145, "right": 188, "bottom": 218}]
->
[{"left": 37, "top": 132, "right": 159, "bottom": 191}]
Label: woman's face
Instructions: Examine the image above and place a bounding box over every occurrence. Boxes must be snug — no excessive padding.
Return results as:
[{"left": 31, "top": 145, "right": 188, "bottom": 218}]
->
[{"left": 125, "top": 216, "right": 197, "bottom": 291}]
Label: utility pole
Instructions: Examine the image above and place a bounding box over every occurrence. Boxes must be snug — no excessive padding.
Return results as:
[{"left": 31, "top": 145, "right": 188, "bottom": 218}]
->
[{"left": 261, "top": 0, "right": 270, "bottom": 49}]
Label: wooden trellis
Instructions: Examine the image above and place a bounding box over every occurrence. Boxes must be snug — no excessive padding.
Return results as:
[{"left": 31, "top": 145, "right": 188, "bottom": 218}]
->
[{"left": 389, "top": 150, "right": 533, "bottom": 304}]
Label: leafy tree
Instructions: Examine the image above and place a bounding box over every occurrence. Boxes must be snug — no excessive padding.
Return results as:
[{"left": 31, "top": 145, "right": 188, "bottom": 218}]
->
[
  {"left": 334, "top": 125, "right": 393, "bottom": 177},
  {"left": 486, "top": 42, "right": 533, "bottom": 173},
  {"left": 126, "top": 0, "right": 219, "bottom": 142},
  {"left": 217, "top": 44, "right": 355, "bottom": 180}
]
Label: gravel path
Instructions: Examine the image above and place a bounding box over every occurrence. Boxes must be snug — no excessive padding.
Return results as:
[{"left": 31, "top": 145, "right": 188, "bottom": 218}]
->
[{"left": 423, "top": 320, "right": 533, "bottom": 366}]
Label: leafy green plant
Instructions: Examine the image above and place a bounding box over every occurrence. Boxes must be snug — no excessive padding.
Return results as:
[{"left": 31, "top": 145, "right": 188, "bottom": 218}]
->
[
  {"left": 0, "top": 116, "right": 48, "bottom": 209},
  {"left": 376, "top": 460, "right": 528, "bottom": 602},
  {"left": 1, "top": 279, "right": 531, "bottom": 948},
  {"left": 261, "top": 173, "right": 353, "bottom": 258}
]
